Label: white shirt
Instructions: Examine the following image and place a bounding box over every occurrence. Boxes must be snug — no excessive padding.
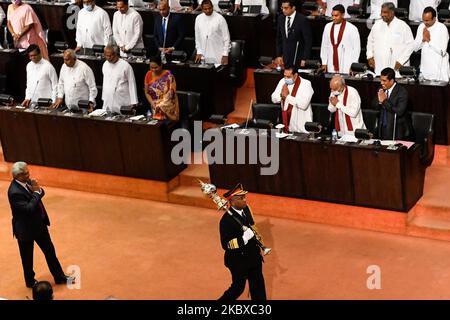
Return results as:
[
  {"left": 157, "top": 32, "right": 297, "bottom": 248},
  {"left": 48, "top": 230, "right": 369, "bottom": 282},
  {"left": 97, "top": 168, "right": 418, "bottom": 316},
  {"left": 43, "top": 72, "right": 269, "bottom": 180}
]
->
[
  {"left": 414, "top": 20, "right": 450, "bottom": 81},
  {"left": 76, "top": 6, "right": 112, "bottom": 49},
  {"left": 113, "top": 8, "right": 144, "bottom": 56},
  {"left": 409, "top": 0, "right": 441, "bottom": 22},
  {"left": 320, "top": 20, "right": 361, "bottom": 74},
  {"left": 367, "top": 17, "right": 414, "bottom": 75},
  {"left": 327, "top": 85, "right": 366, "bottom": 136},
  {"left": 57, "top": 59, "right": 98, "bottom": 107},
  {"left": 368, "top": 0, "right": 398, "bottom": 20},
  {"left": 271, "top": 76, "right": 314, "bottom": 133},
  {"left": 285, "top": 10, "right": 296, "bottom": 38},
  {"left": 323, "top": 0, "right": 360, "bottom": 18},
  {"left": 234, "top": 0, "right": 269, "bottom": 14},
  {"left": 25, "top": 58, "right": 58, "bottom": 103},
  {"left": 195, "top": 11, "right": 231, "bottom": 65},
  {"left": 101, "top": 58, "right": 138, "bottom": 114}
]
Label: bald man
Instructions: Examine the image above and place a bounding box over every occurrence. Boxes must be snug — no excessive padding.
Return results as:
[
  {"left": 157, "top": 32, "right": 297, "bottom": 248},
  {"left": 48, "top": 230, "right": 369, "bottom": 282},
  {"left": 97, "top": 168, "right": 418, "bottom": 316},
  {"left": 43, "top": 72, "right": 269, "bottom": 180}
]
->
[{"left": 328, "top": 75, "right": 366, "bottom": 137}]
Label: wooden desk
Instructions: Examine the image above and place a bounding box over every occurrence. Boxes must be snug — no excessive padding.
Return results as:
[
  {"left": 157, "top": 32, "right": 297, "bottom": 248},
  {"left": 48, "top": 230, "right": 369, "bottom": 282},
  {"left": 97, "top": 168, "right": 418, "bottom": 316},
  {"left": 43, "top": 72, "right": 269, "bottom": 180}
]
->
[
  {"left": 208, "top": 129, "right": 426, "bottom": 212},
  {"left": 0, "top": 107, "right": 186, "bottom": 181}
]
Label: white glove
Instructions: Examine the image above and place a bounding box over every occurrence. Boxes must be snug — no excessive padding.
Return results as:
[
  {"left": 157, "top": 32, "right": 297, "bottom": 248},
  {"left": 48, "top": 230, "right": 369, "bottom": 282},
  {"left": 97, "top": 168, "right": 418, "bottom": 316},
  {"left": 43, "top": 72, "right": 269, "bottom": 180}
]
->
[{"left": 242, "top": 228, "right": 255, "bottom": 245}]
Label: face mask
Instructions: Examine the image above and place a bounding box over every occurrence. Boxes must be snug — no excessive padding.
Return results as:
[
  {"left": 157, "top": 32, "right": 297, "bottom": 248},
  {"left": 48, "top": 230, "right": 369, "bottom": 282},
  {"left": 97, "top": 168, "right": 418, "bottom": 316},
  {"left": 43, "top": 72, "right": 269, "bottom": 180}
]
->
[
  {"left": 84, "top": 4, "right": 93, "bottom": 11},
  {"left": 284, "top": 78, "right": 294, "bottom": 86},
  {"left": 331, "top": 91, "right": 341, "bottom": 97}
]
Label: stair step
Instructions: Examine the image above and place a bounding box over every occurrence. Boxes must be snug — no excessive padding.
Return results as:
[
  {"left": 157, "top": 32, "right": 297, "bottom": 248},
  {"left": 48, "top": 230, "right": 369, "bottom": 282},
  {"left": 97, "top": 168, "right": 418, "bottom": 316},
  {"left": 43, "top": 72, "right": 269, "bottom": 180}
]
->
[
  {"left": 168, "top": 185, "right": 215, "bottom": 209},
  {"left": 408, "top": 215, "right": 450, "bottom": 231},
  {"left": 179, "top": 163, "right": 210, "bottom": 187}
]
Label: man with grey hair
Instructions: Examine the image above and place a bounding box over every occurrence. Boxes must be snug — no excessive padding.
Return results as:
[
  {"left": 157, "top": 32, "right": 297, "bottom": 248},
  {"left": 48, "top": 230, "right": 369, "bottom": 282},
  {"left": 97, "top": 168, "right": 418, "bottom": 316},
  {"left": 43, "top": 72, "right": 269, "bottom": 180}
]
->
[
  {"left": 328, "top": 75, "right": 366, "bottom": 137},
  {"left": 367, "top": 2, "right": 414, "bottom": 75},
  {"left": 51, "top": 49, "right": 97, "bottom": 110},
  {"left": 101, "top": 45, "right": 138, "bottom": 114},
  {"left": 8, "top": 162, "right": 73, "bottom": 288}
]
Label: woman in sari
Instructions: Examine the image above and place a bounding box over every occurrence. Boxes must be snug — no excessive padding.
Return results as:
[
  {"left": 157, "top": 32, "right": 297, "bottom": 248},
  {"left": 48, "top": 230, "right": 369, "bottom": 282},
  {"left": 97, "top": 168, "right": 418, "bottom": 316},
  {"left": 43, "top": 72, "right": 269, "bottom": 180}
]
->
[
  {"left": 7, "top": 0, "right": 48, "bottom": 59},
  {"left": 144, "top": 55, "right": 179, "bottom": 121}
]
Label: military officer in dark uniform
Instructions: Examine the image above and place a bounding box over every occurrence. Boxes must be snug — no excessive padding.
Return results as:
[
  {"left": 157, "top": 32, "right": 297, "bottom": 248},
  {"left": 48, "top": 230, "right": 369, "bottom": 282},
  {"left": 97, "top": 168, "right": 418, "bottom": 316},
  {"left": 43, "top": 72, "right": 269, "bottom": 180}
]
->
[{"left": 218, "top": 184, "right": 267, "bottom": 300}]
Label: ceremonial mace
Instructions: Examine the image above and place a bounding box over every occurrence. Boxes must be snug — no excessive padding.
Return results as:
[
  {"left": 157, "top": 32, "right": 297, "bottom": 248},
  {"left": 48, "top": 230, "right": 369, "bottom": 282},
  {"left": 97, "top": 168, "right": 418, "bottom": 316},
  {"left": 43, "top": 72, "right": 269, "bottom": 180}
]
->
[{"left": 199, "top": 180, "right": 271, "bottom": 256}]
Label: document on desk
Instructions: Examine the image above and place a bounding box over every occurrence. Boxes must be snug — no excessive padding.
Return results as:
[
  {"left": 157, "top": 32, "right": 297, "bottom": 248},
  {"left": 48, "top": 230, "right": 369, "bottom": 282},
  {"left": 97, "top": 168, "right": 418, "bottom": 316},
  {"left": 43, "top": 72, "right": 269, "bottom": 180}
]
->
[
  {"left": 338, "top": 134, "right": 358, "bottom": 143},
  {"left": 89, "top": 109, "right": 107, "bottom": 117}
]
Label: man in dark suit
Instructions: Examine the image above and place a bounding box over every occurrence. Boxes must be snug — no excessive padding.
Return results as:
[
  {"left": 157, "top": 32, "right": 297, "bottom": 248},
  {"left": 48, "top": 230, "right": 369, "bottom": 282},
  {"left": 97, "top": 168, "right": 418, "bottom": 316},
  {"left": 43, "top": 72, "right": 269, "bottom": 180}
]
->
[
  {"left": 218, "top": 184, "right": 266, "bottom": 301},
  {"left": 153, "top": 1, "right": 185, "bottom": 59},
  {"left": 8, "top": 162, "right": 73, "bottom": 288},
  {"left": 374, "top": 67, "right": 413, "bottom": 140},
  {"left": 275, "top": 0, "right": 313, "bottom": 68}
]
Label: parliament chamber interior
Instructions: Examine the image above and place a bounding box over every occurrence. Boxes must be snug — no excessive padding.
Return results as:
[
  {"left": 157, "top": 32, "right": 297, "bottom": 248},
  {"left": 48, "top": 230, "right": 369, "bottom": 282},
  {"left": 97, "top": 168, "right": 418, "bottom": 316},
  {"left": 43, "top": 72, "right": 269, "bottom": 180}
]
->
[{"left": 2, "top": 0, "right": 450, "bottom": 301}]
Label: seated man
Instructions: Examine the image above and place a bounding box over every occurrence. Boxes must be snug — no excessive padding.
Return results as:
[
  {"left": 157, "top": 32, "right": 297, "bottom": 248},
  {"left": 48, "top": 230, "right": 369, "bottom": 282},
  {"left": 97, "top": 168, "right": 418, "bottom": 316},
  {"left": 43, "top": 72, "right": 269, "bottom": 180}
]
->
[
  {"left": 102, "top": 45, "right": 138, "bottom": 114},
  {"left": 374, "top": 67, "right": 413, "bottom": 140},
  {"left": 51, "top": 49, "right": 97, "bottom": 111},
  {"left": 271, "top": 65, "right": 314, "bottom": 133},
  {"left": 22, "top": 44, "right": 58, "bottom": 108},
  {"left": 76, "top": 0, "right": 112, "bottom": 52},
  {"left": 328, "top": 75, "right": 366, "bottom": 137}
]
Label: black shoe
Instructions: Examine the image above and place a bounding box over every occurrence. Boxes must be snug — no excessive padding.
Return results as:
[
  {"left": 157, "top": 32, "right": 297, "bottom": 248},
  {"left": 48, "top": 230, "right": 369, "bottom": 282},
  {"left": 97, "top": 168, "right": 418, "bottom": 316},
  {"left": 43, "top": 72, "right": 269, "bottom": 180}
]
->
[
  {"left": 26, "top": 279, "right": 38, "bottom": 288},
  {"left": 54, "top": 275, "right": 75, "bottom": 285}
]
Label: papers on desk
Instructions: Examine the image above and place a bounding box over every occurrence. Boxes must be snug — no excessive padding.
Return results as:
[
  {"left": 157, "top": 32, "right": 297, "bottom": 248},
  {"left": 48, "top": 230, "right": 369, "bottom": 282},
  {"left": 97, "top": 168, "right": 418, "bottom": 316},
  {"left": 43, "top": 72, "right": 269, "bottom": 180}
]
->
[
  {"left": 275, "top": 132, "right": 292, "bottom": 138},
  {"left": 129, "top": 115, "right": 145, "bottom": 121},
  {"left": 338, "top": 134, "right": 358, "bottom": 143},
  {"left": 221, "top": 123, "right": 240, "bottom": 130},
  {"left": 359, "top": 139, "right": 414, "bottom": 149},
  {"left": 89, "top": 109, "right": 107, "bottom": 117}
]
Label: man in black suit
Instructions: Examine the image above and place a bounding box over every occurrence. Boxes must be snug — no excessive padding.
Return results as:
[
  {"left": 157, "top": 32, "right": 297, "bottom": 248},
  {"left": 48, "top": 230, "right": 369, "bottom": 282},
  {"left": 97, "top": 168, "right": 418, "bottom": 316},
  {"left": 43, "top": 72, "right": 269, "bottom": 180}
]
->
[
  {"left": 153, "top": 1, "right": 185, "bottom": 59},
  {"left": 8, "top": 162, "right": 73, "bottom": 288},
  {"left": 375, "top": 67, "right": 413, "bottom": 140},
  {"left": 218, "top": 184, "right": 266, "bottom": 301},
  {"left": 275, "top": 0, "right": 312, "bottom": 68}
]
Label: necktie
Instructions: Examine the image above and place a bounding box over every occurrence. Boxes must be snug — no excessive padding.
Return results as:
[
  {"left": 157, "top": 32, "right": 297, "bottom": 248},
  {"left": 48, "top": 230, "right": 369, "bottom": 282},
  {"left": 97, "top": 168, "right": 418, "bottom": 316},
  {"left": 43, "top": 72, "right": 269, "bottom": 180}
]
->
[
  {"left": 162, "top": 17, "right": 166, "bottom": 37},
  {"left": 383, "top": 90, "right": 389, "bottom": 127},
  {"left": 287, "top": 16, "right": 291, "bottom": 37}
]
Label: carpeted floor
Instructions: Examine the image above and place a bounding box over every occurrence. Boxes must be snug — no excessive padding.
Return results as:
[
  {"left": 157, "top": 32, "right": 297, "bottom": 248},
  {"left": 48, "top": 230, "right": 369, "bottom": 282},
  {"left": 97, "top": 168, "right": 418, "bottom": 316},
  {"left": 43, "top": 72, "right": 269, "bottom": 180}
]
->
[{"left": 2, "top": 181, "right": 450, "bottom": 300}]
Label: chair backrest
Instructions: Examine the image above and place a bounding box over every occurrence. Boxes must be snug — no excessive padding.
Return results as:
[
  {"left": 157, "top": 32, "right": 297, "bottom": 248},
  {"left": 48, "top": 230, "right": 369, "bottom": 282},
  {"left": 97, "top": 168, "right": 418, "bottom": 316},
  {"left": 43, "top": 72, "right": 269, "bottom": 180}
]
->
[
  {"left": 410, "top": 111, "right": 434, "bottom": 143},
  {"left": 311, "top": 103, "right": 332, "bottom": 134},
  {"left": 229, "top": 40, "right": 246, "bottom": 84},
  {"left": 252, "top": 103, "right": 281, "bottom": 126},
  {"left": 362, "top": 109, "right": 380, "bottom": 138},
  {"left": 177, "top": 90, "right": 201, "bottom": 123},
  {"left": 143, "top": 34, "right": 158, "bottom": 57},
  {"left": 181, "top": 37, "right": 196, "bottom": 61}
]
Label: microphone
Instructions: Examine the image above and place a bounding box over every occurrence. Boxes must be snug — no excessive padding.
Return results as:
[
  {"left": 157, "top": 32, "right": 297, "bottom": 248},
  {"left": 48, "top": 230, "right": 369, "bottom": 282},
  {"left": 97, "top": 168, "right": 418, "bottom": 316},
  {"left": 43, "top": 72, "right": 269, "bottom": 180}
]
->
[
  {"left": 109, "top": 85, "right": 117, "bottom": 114},
  {"left": 161, "top": 17, "right": 167, "bottom": 64},
  {"left": 244, "top": 98, "right": 253, "bottom": 130},
  {"left": 84, "top": 27, "right": 88, "bottom": 55},
  {"left": 30, "top": 80, "right": 40, "bottom": 109},
  {"left": 202, "top": 35, "right": 208, "bottom": 65},
  {"left": 293, "top": 41, "right": 299, "bottom": 66},
  {"left": 392, "top": 112, "right": 397, "bottom": 143}
]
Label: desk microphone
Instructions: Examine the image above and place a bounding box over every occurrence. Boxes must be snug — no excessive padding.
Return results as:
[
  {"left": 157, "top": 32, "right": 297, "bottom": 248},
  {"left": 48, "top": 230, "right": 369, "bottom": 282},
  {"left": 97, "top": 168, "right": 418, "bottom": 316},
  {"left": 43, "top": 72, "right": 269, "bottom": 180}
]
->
[{"left": 244, "top": 99, "right": 253, "bottom": 129}]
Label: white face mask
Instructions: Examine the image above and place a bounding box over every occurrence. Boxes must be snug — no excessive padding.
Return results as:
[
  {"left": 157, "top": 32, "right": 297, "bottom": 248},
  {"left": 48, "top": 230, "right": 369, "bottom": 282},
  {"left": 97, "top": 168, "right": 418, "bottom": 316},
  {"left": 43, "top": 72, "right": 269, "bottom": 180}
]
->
[
  {"left": 331, "top": 90, "right": 341, "bottom": 97},
  {"left": 84, "top": 4, "right": 93, "bottom": 11},
  {"left": 284, "top": 78, "right": 294, "bottom": 86}
]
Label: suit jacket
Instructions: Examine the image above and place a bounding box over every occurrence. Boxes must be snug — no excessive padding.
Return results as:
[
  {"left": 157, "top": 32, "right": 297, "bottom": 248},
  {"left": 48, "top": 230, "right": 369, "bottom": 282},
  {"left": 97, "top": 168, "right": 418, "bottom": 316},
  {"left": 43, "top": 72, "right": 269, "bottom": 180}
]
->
[
  {"left": 8, "top": 180, "right": 50, "bottom": 242},
  {"left": 373, "top": 83, "right": 413, "bottom": 140},
  {"left": 219, "top": 206, "right": 262, "bottom": 270},
  {"left": 153, "top": 14, "right": 185, "bottom": 50},
  {"left": 276, "top": 12, "right": 312, "bottom": 66}
]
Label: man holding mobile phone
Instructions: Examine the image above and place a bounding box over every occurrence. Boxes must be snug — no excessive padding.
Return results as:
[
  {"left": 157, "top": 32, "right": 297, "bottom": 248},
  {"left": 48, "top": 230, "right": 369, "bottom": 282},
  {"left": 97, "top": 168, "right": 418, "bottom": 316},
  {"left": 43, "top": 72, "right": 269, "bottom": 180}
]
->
[{"left": 7, "top": 162, "right": 74, "bottom": 288}]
